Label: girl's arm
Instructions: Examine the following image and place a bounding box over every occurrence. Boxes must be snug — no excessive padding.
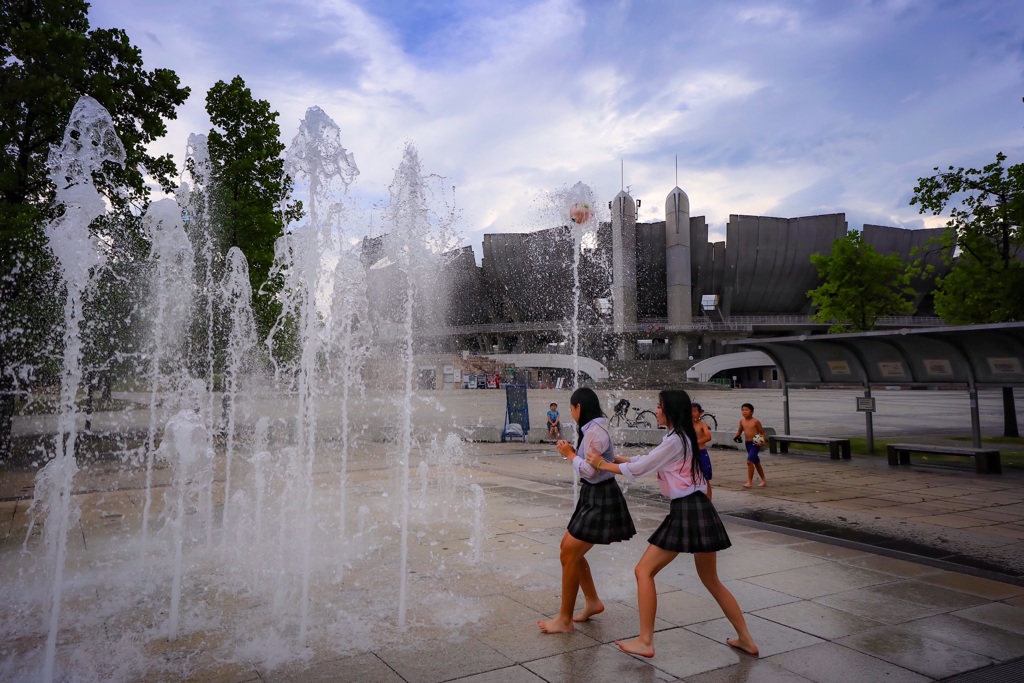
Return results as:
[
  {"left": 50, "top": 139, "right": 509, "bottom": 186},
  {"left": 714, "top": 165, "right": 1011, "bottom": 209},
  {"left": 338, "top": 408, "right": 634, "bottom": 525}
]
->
[
  {"left": 575, "top": 428, "right": 610, "bottom": 478},
  {"left": 585, "top": 446, "right": 624, "bottom": 474},
  {"left": 585, "top": 438, "right": 680, "bottom": 481}
]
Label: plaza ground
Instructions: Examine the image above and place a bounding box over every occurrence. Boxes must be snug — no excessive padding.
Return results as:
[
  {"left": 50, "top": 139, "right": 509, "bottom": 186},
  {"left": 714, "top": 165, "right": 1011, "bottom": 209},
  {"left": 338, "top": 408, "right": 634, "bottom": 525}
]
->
[{"left": 2, "top": 388, "right": 1023, "bottom": 681}]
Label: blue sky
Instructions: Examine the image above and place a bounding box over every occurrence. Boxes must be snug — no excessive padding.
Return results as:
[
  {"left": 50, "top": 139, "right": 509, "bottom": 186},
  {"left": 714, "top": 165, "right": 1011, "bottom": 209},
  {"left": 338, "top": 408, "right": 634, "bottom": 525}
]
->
[{"left": 89, "top": 0, "right": 1024, "bottom": 248}]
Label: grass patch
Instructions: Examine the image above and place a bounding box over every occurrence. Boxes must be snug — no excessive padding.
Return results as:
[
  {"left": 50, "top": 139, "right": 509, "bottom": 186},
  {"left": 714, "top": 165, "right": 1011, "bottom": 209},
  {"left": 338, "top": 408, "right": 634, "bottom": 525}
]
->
[{"left": 950, "top": 435, "right": 1024, "bottom": 446}]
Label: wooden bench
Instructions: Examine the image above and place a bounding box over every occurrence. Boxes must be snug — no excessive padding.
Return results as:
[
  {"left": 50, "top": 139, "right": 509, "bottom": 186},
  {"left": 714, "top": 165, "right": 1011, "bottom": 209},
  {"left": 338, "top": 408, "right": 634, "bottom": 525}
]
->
[
  {"left": 886, "top": 443, "right": 1001, "bottom": 474},
  {"left": 769, "top": 435, "right": 851, "bottom": 460}
]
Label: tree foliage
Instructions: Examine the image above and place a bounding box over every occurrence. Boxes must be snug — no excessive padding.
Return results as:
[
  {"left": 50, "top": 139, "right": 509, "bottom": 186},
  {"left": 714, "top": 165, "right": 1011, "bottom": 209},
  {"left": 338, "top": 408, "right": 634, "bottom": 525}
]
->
[
  {"left": 910, "top": 152, "right": 1024, "bottom": 324},
  {"left": 205, "top": 76, "right": 302, "bottom": 338},
  {"left": 0, "top": 0, "right": 189, "bottom": 452},
  {"left": 808, "top": 231, "right": 915, "bottom": 333}
]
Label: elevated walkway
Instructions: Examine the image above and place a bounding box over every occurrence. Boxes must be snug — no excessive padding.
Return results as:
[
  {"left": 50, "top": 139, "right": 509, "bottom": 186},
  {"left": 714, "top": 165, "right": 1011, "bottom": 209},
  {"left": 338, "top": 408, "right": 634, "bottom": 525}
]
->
[{"left": 685, "top": 350, "right": 775, "bottom": 382}]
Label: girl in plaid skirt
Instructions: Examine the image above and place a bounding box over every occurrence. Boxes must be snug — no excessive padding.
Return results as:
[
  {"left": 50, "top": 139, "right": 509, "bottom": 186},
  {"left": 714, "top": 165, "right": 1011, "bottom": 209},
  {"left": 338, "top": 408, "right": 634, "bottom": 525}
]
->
[
  {"left": 538, "top": 387, "right": 636, "bottom": 634},
  {"left": 585, "top": 389, "right": 758, "bottom": 658}
]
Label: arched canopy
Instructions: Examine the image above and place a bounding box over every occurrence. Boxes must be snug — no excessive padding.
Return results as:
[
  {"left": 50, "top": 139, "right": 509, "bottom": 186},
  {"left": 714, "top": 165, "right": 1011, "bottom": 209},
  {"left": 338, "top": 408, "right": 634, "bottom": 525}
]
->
[
  {"left": 728, "top": 323, "right": 1024, "bottom": 447},
  {"left": 729, "top": 323, "right": 1024, "bottom": 389}
]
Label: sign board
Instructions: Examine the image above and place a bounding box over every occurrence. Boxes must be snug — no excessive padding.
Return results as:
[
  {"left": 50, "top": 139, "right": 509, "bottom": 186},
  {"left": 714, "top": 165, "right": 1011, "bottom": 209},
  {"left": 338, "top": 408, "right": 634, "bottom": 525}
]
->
[
  {"left": 923, "top": 359, "right": 953, "bottom": 377},
  {"left": 856, "top": 397, "right": 876, "bottom": 412},
  {"left": 877, "top": 362, "right": 905, "bottom": 378},
  {"left": 988, "top": 357, "right": 1023, "bottom": 375},
  {"left": 827, "top": 360, "right": 852, "bottom": 376}
]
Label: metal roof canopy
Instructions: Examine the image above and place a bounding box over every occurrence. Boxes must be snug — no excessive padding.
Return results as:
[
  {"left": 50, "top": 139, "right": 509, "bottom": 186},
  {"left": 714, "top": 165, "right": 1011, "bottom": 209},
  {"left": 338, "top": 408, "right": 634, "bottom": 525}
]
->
[{"left": 728, "top": 323, "right": 1024, "bottom": 450}]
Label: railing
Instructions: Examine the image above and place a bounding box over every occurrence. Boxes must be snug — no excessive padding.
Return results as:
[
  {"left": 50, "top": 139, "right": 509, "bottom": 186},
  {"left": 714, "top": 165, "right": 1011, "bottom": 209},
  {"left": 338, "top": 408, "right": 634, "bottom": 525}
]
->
[{"left": 395, "top": 315, "right": 947, "bottom": 339}]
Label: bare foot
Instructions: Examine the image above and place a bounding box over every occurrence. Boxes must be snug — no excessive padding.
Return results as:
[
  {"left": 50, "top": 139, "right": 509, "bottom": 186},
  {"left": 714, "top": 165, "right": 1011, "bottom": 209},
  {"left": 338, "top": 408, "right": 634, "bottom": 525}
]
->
[
  {"left": 615, "top": 638, "right": 654, "bottom": 658},
  {"left": 742, "top": 482, "right": 752, "bottom": 488},
  {"left": 573, "top": 600, "right": 605, "bottom": 622},
  {"left": 758, "top": 481, "right": 767, "bottom": 488},
  {"left": 727, "top": 637, "right": 759, "bottom": 656},
  {"left": 537, "top": 617, "right": 574, "bottom": 634}
]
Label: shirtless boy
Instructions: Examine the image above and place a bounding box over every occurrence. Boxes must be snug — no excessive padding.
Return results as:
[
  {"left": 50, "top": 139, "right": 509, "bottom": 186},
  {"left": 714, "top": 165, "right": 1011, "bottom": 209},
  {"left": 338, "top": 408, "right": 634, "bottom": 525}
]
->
[
  {"left": 692, "top": 403, "right": 714, "bottom": 500},
  {"left": 733, "top": 403, "right": 768, "bottom": 488}
]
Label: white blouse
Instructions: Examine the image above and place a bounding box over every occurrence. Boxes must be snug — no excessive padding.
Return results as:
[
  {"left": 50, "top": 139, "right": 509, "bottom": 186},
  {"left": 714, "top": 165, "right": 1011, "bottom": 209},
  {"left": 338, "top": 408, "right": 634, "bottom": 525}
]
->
[{"left": 619, "top": 430, "right": 706, "bottom": 499}]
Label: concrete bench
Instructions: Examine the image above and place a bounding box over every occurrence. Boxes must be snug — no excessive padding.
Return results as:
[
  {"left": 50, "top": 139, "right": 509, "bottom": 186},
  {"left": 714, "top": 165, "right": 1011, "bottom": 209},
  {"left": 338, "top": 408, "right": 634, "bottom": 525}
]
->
[
  {"left": 769, "top": 435, "right": 851, "bottom": 460},
  {"left": 886, "top": 443, "right": 1001, "bottom": 474}
]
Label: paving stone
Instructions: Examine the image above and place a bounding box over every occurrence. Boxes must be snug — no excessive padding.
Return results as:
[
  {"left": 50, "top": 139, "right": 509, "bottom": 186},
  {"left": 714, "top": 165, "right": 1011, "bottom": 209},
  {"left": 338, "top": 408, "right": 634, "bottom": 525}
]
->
[{"left": 837, "top": 624, "right": 996, "bottom": 679}]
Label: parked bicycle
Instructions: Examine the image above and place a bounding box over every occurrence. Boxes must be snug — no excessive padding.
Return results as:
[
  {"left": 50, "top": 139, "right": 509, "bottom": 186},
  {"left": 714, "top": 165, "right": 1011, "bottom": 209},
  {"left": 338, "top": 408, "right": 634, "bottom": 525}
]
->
[
  {"left": 610, "top": 399, "right": 657, "bottom": 429},
  {"left": 699, "top": 411, "right": 718, "bottom": 431}
]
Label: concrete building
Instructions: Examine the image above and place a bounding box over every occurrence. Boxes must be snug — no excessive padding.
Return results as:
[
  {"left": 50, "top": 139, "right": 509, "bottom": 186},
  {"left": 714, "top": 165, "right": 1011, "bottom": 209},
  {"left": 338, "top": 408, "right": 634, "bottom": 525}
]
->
[{"left": 362, "top": 186, "right": 949, "bottom": 384}]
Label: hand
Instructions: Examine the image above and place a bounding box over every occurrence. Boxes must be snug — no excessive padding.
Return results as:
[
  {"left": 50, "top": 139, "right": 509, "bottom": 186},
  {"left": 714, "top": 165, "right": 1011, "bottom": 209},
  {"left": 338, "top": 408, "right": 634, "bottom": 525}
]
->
[
  {"left": 585, "top": 444, "right": 604, "bottom": 469},
  {"left": 733, "top": 435, "right": 743, "bottom": 443},
  {"left": 555, "top": 440, "right": 575, "bottom": 460}
]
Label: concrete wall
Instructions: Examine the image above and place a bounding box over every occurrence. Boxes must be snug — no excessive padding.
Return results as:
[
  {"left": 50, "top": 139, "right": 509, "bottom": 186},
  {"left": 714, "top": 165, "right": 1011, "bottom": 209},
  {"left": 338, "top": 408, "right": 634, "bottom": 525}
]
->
[{"left": 724, "top": 213, "right": 847, "bottom": 315}]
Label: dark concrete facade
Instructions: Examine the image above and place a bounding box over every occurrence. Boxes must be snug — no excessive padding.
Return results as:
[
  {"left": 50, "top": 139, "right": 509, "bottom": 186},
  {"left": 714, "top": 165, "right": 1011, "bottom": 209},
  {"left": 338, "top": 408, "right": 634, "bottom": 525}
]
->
[{"left": 363, "top": 201, "right": 947, "bottom": 361}]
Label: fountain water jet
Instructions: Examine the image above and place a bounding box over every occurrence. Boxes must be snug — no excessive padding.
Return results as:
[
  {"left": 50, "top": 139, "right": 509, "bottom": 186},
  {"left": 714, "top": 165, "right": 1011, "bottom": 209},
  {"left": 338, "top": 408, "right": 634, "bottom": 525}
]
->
[
  {"left": 31, "top": 95, "right": 125, "bottom": 683},
  {"left": 219, "top": 247, "right": 256, "bottom": 534},
  {"left": 140, "top": 199, "right": 196, "bottom": 556}
]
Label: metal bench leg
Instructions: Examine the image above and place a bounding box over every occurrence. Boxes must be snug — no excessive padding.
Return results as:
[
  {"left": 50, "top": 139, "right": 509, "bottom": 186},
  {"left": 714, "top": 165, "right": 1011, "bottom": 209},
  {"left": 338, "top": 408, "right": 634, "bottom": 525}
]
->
[
  {"left": 829, "top": 443, "right": 840, "bottom": 460},
  {"left": 841, "top": 443, "right": 851, "bottom": 460},
  {"left": 887, "top": 445, "right": 899, "bottom": 466},
  {"left": 976, "top": 453, "right": 1002, "bottom": 475}
]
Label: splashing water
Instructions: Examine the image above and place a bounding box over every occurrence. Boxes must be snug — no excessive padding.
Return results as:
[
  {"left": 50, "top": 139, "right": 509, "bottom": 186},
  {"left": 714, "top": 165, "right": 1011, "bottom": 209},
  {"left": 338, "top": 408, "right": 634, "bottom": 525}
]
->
[
  {"left": 219, "top": 247, "right": 256, "bottom": 535},
  {"left": 32, "top": 95, "right": 125, "bottom": 683},
  {"left": 140, "top": 199, "right": 195, "bottom": 557}
]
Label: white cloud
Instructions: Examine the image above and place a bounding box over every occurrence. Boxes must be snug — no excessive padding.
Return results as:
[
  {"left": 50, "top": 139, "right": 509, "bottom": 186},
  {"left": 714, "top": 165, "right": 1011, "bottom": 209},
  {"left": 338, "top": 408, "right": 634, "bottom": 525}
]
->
[{"left": 85, "top": 0, "right": 1024, "bottom": 253}]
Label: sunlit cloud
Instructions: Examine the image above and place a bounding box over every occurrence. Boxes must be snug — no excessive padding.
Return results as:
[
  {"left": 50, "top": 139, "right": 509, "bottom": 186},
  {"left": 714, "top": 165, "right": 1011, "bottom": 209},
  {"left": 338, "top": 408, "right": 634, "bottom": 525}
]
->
[{"left": 86, "top": 0, "right": 1024, "bottom": 253}]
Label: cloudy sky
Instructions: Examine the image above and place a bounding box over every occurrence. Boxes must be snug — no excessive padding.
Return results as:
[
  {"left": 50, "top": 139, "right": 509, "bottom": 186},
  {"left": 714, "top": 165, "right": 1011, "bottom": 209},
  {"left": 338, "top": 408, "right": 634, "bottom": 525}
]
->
[{"left": 89, "top": 0, "right": 1024, "bottom": 250}]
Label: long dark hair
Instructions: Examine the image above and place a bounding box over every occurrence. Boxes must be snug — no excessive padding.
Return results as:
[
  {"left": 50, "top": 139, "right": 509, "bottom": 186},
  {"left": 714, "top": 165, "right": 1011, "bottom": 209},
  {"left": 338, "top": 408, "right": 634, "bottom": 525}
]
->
[
  {"left": 571, "top": 387, "right": 604, "bottom": 443},
  {"left": 659, "top": 389, "right": 704, "bottom": 484}
]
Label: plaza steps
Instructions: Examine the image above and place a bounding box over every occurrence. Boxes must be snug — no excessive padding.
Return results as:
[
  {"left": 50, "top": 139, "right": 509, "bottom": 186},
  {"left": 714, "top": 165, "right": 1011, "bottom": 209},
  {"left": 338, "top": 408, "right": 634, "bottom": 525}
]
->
[{"left": 599, "top": 359, "right": 728, "bottom": 391}]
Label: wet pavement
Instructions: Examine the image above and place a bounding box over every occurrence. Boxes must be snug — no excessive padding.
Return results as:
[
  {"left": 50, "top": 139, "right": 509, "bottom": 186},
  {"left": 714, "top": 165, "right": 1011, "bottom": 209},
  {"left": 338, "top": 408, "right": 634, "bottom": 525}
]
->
[
  {"left": 4, "top": 387, "right": 1024, "bottom": 681},
  {"left": 3, "top": 433, "right": 1024, "bottom": 682}
]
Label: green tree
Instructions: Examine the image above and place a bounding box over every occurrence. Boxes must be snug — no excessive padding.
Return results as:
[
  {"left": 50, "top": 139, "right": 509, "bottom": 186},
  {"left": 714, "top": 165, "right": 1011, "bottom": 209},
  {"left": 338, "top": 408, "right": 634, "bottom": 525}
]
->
[
  {"left": 807, "top": 231, "right": 916, "bottom": 333},
  {"left": 910, "top": 152, "right": 1024, "bottom": 324},
  {"left": 205, "top": 76, "right": 302, "bottom": 339},
  {"left": 0, "top": 0, "right": 189, "bottom": 452}
]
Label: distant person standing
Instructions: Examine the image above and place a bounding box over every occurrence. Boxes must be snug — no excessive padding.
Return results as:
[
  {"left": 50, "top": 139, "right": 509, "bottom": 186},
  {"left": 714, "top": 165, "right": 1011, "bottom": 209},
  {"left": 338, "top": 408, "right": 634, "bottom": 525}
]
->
[
  {"left": 547, "top": 402, "right": 561, "bottom": 442},
  {"left": 733, "top": 403, "right": 768, "bottom": 488},
  {"left": 693, "top": 402, "right": 714, "bottom": 500}
]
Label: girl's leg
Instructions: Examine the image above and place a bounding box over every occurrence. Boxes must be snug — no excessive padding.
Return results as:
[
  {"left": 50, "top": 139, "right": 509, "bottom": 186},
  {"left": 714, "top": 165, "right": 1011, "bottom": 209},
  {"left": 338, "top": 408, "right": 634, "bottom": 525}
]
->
[
  {"left": 573, "top": 553, "right": 604, "bottom": 621},
  {"left": 694, "top": 552, "right": 758, "bottom": 655},
  {"left": 538, "top": 532, "right": 594, "bottom": 633},
  {"left": 614, "top": 544, "right": 677, "bottom": 657}
]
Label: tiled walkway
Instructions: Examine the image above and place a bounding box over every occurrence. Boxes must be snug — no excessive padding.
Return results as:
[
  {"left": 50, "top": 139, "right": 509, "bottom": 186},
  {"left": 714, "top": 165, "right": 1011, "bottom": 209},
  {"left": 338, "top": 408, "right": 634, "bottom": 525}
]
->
[{"left": 2, "top": 441, "right": 1023, "bottom": 682}]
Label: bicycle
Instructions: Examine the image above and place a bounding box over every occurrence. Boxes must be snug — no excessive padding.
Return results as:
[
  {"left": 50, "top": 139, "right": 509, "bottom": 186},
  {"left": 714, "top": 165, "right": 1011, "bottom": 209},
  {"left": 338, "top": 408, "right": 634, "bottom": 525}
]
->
[
  {"left": 699, "top": 411, "right": 718, "bottom": 431},
  {"left": 610, "top": 399, "right": 657, "bottom": 429}
]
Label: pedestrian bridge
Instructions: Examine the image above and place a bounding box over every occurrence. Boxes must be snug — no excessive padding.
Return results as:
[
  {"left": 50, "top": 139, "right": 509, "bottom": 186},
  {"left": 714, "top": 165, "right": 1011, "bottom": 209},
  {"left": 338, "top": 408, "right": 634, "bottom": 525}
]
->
[{"left": 685, "top": 351, "right": 775, "bottom": 383}]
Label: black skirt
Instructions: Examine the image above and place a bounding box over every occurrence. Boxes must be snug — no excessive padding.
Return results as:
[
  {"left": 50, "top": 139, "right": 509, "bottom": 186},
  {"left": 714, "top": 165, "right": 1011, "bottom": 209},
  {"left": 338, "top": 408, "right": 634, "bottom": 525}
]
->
[
  {"left": 566, "top": 478, "right": 636, "bottom": 545},
  {"left": 648, "top": 491, "right": 731, "bottom": 554}
]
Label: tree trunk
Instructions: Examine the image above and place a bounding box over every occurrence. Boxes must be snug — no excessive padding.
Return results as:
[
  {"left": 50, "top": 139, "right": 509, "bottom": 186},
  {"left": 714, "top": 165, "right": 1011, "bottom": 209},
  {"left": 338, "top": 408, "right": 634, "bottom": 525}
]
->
[{"left": 1003, "top": 386, "right": 1020, "bottom": 438}]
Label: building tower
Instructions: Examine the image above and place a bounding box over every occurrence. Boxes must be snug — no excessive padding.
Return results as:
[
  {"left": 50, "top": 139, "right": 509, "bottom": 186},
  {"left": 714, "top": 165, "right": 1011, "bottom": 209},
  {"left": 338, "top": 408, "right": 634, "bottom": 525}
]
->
[
  {"left": 665, "top": 186, "right": 692, "bottom": 360},
  {"left": 611, "top": 190, "right": 637, "bottom": 360}
]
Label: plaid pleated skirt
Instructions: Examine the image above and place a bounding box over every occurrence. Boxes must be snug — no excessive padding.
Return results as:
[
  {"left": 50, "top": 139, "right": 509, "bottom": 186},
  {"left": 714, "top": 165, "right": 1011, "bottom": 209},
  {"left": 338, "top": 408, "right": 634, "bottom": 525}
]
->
[
  {"left": 566, "top": 478, "right": 636, "bottom": 545},
  {"left": 648, "top": 491, "right": 731, "bottom": 554}
]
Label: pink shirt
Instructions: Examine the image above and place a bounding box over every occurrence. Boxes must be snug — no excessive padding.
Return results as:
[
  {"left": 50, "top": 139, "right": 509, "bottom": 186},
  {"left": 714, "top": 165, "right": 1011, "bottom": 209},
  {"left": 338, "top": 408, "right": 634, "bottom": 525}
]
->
[{"left": 619, "top": 431, "right": 706, "bottom": 500}]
